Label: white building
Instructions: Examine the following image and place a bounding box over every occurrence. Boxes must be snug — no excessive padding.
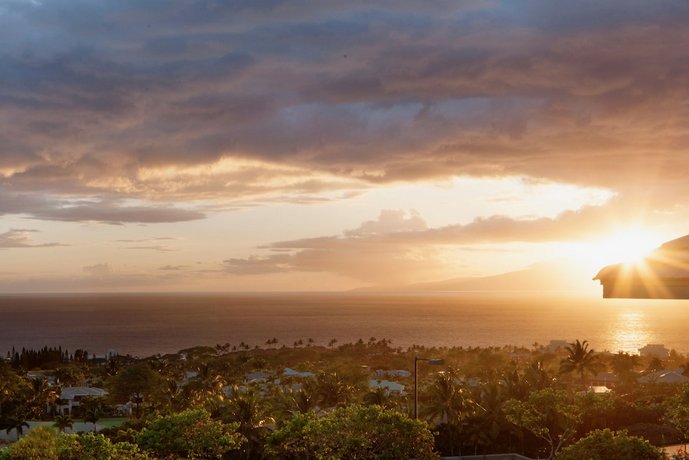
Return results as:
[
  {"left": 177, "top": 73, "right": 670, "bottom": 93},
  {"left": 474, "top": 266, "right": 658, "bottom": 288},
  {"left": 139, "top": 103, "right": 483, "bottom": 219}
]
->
[
  {"left": 638, "top": 344, "right": 670, "bottom": 358},
  {"left": 57, "top": 387, "right": 107, "bottom": 415},
  {"left": 369, "top": 379, "right": 405, "bottom": 394}
]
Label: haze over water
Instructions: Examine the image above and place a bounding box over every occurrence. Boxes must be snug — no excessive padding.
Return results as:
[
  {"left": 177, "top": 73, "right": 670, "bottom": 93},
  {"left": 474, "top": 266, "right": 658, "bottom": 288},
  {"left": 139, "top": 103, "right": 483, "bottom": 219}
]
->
[{"left": 3, "top": 293, "right": 689, "bottom": 358}]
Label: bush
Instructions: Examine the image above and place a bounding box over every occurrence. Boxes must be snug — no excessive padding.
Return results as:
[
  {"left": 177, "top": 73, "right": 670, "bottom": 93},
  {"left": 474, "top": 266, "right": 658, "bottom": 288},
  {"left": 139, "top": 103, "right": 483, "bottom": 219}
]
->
[
  {"left": 137, "top": 409, "right": 245, "bottom": 459},
  {"left": 6, "top": 426, "right": 60, "bottom": 460},
  {"left": 556, "top": 429, "right": 664, "bottom": 460},
  {"left": 267, "top": 404, "right": 440, "bottom": 460}
]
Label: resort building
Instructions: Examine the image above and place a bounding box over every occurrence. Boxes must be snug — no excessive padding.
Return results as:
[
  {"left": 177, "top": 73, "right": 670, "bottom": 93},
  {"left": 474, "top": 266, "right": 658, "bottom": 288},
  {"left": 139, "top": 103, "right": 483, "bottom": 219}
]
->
[{"left": 639, "top": 343, "right": 670, "bottom": 358}]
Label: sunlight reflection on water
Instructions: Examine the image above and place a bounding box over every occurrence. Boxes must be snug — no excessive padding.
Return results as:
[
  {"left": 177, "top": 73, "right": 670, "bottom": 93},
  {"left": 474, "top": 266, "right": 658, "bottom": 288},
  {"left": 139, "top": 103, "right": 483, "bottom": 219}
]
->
[{"left": 609, "top": 310, "right": 652, "bottom": 354}]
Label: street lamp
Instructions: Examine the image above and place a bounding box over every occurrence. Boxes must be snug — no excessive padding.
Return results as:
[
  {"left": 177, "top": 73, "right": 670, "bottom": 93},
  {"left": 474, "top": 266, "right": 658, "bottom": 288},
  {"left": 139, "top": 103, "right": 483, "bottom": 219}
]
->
[{"left": 414, "top": 356, "right": 444, "bottom": 419}]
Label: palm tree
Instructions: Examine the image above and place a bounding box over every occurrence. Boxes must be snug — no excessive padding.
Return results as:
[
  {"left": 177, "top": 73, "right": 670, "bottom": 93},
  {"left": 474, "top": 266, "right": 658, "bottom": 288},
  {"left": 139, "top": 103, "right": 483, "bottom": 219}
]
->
[
  {"left": 272, "top": 382, "right": 318, "bottom": 424},
  {"left": 220, "top": 387, "right": 274, "bottom": 460},
  {"left": 422, "top": 369, "right": 473, "bottom": 425},
  {"left": 422, "top": 369, "right": 475, "bottom": 456},
  {"left": 559, "top": 339, "right": 601, "bottom": 385},
  {"left": 524, "top": 359, "right": 553, "bottom": 390},
  {"left": 314, "top": 371, "right": 355, "bottom": 408},
  {"left": 5, "top": 414, "right": 29, "bottom": 439},
  {"left": 28, "top": 378, "right": 58, "bottom": 418},
  {"left": 53, "top": 413, "right": 73, "bottom": 433},
  {"left": 185, "top": 363, "right": 226, "bottom": 408},
  {"left": 162, "top": 378, "right": 186, "bottom": 413},
  {"left": 363, "top": 387, "right": 392, "bottom": 407}
]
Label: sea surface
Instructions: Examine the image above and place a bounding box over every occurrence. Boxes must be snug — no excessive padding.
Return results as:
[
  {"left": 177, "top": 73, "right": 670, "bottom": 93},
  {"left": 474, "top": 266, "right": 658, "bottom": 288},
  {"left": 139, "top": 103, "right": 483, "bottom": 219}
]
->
[{"left": 2, "top": 292, "right": 689, "bottom": 358}]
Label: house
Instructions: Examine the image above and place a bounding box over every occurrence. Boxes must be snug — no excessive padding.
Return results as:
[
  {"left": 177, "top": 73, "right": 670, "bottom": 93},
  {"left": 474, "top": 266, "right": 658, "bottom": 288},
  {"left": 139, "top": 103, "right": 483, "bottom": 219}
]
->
[
  {"left": 590, "top": 371, "right": 618, "bottom": 387},
  {"left": 638, "top": 369, "right": 689, "bottom": 384},
  {"left": 283, "top": 368, "right": 314, "bottom": 378},
  {"left": 368, "top": 379, "right": 405, "bottom": 394},
  {"left": 374, "top": 369, "right": 411, "bottom": 379},
  {"left": 588, "top": 385, "right": 612, "bottom": 394},
  {"left": 57, "top": 387, "right": 107, "bottom": 415},
  {"left": 594, "top": 234, "right": 689, "bottom": 298},
  {"left": 639, "top": 344, "right": 670, "bottom": 358},
  {"left": 26, "top": 371, "right": 57, "bottom": 385},
  {"left": 244, "top": 371, "right": 270, "bottom": 384}
]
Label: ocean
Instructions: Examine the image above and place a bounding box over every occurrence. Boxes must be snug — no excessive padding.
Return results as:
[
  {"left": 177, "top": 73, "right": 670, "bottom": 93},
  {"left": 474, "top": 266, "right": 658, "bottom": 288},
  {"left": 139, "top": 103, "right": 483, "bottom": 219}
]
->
[{"left": 2, "top": 292, "right": 689, "bottom": 358}]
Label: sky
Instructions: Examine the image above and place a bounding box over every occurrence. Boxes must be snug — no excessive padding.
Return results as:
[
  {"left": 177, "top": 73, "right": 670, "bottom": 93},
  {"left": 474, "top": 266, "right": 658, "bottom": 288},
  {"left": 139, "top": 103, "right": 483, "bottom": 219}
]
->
[{"left": 1, "top": 0, "right": 689, "bottom": 292}]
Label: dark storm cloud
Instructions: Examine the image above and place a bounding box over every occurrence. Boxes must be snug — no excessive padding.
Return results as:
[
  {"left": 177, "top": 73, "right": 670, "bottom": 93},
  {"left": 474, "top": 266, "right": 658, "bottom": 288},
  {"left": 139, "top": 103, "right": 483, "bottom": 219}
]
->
[{"left": 3, "top": 0, "right": 689, "bottom": 216}]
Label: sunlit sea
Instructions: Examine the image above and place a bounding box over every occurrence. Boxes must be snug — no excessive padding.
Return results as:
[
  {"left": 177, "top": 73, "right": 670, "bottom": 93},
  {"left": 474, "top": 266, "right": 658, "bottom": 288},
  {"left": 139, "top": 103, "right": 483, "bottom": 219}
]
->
[{"left": 2, "top": 292, "right": 689, "bottom": 358}]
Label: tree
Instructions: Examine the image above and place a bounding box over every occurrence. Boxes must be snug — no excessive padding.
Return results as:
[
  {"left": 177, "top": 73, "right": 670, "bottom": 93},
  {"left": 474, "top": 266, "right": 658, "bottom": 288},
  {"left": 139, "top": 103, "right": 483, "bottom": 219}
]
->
[
  {"left": 314, "top": 371, "right": 357, "bottom": 408},
  {"left": 272, "top": 383, "right": 318, "bottom": 424},
  {"left": 421, "top": 369, "right": 475, "bottom": 456},
  {"left": 53, "top": 413, "right": 73, "bottom": 433},
  {"left": 3, "top": 426, "right": 60, "bottom": 459},
  {"left": 218, "top": 387, "right": 274, "bottom": 459},
  {"left": 559, "top": 340, "right": 602, "bottom": 385},
  {"left": 27, "top": 378, "right": 58, "bottom": 419},
  {"left": 555, "top": 429, "right": 663, "bottom": 460},
  {"left": 83, "top": 407, "right": 101, "bottom": 432},
  {"left": 106, "top": 364, "right": 164, "bottom": 417},
  {"left": 4, "top": 414, "right": 29, "bottom": 440},
  {"left": 504, "top": 388, "right": 581, "bottom": 460},
  {"left": 363, "top": 387, "right": 395, "bottom": 408},
  {"left": 0, "top": 364, "right": 32, "bottom": 436},
  {"left": 267, "top": 404, "right": 439, "bottom": 460},
  {"left": 137, "top": 409, "right": 244, "bottom": 459},
  {"left": 3, "top": 426, "right": 150, "bottom": 460},
  {"left": 667, "top": 383, "right": 689, "bottom": 451},
  {"left": 422, "top": 369, "right": 473, "bottom": 425},
  {"left": 184, "top": 367, "right": 226, "bottom": 409}
]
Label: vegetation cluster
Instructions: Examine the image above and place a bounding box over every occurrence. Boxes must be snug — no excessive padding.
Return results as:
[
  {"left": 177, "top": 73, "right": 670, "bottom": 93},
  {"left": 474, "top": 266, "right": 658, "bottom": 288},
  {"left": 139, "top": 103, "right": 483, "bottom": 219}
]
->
[{"left": 2, "top": 338, "right": 689, "bottom": 459}]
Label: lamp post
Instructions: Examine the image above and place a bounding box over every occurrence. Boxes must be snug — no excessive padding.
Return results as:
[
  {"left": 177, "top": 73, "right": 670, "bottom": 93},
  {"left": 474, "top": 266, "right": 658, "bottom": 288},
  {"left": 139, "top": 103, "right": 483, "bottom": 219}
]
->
[{"left": 414, "top": 356, "right": 444, "bottom": 419}]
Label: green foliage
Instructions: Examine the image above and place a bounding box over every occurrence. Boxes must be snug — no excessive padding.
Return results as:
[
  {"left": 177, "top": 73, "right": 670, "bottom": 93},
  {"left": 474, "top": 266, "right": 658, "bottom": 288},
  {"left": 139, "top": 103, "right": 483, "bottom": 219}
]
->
[
  {"left": 666, "top": 383, "right": 689, "bottom": 442},
  {"left": 0, "top": 365, "right": 32, "bottom": 436},
  {"left": 137, "top": 408, "right": 245, "bottom": 459},
  {"left": 1, "top": 426, "right": 149, "bottom": 460},
  {"left": 556, "top": 429, "right": 663, "bottom": 460},
  {"left": 53, "top": 415, "right": 73, "bottom": 433},
  {"left": 6, "top": 426, "right": 60, "bottom": 460},
  {"left": 267, "top": 404, "right": 439, "bottom": 460},
  {"left": 559, "top": 339, "right": 602, "bottom": 384},
  {"left": 504, "top": 388, "right": 581, "bottom": 460},
  {"left": 106, "top": 364, "right": 164, "bottom": 417},
  {"left": 218, "top": 388, "right": 274, "bottom": 459},
  {"left": 67, "top": 432, "right": 150, "bottom": 460}
]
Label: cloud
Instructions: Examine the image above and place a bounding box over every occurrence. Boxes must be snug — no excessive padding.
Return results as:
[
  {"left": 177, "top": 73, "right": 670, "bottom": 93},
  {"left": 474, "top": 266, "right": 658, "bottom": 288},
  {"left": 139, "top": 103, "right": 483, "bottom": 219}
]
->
[
  {"left": 124, "top": 245, "right": 176, "bottom": 252},
  {"left": 0, "top": 229, "right": 67, "bottom": 248},
  {"left": 0, "top": 186, "right": 205, "bottom": 224},
  {"left": 32, "top": 203, "right": 205, "bottom": 224},
  {"left": 83, "top": 263, "right": 113, "bottom": 277},
  {"left": 159, "top": 265, "right": 190, "bottom": 271},
  {"left": 2, "top": 0, "right": 689, "bottom": 216},
  {"left": 344, "top": 209, "right": 427, "bottom": 237},
  {"left": 222, "top": 201, "right": 640, "bottom": 283},
  {"left": 116, "top": 237, "right": 177, "bottom": 243}
]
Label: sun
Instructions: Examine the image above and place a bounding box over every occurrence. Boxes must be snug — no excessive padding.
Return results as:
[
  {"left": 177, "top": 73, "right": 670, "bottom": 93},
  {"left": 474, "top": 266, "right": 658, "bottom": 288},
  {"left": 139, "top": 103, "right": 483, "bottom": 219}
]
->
[{"left": 570, "top": 229, "right": 665, "bottom": 270}]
